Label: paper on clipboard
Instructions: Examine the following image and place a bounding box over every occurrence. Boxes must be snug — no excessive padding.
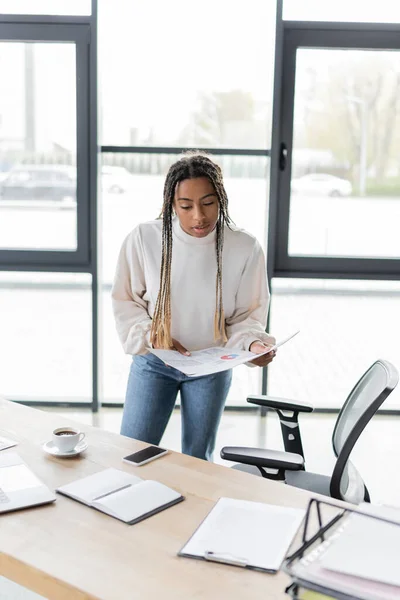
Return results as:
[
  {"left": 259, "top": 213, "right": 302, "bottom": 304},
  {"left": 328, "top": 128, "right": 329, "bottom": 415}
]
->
[
  {"left": 151, "top": 330, "right": 300, "bottom": 377},
  {"left": 178, "top": 497, "right": 305, "bottom": 572}
]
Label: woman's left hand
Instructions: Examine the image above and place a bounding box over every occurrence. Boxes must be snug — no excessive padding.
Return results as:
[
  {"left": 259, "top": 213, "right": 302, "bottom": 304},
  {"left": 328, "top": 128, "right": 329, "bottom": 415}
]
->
[{"left": 249, "top": 341, "right": 276, "bottom": 367}]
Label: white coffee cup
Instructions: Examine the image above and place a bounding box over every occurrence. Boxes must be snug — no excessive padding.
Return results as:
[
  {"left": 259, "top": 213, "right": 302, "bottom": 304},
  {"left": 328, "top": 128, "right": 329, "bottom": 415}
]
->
[{"left": 52, "top": 427, "right": 85, "bottom": 452}]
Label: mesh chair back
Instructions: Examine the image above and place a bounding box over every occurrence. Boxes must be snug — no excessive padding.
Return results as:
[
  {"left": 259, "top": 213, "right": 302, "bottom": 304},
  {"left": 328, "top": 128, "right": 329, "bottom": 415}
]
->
[{"left": 330, "top": 360, "right": 398, "bottom": 503}]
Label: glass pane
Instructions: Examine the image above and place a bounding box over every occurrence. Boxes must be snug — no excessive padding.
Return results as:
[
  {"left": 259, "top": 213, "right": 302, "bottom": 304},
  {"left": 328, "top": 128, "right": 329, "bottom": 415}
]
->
[
  {"left": 0, "top": 272, "right": 92, "bottom": 403},
  {"left": 283, "top": 0, "right": 400, "bottom": 22},
  {"left": 101, "top": 153, "right": 270, "bottom": 406},
  {"left": 99, "top": 0, "right": 276, "bottom": 148},
  {"left": 0, "top": 0, "right": 90, "bottom": 15},
  {"left": 268, "top": 278, "right": 400, "bottom": 409},
  {"left": 0, "top": 42, "right": 77, "bottom": 251},
  {"left": 289, "top": 48, "right": 400, "bottom": 259}
]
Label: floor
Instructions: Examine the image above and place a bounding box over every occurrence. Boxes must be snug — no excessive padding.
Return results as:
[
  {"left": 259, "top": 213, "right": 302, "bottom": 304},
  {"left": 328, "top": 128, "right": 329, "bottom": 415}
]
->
[{"left": 1, "top": 407, "right": 400, "bottom": 599}]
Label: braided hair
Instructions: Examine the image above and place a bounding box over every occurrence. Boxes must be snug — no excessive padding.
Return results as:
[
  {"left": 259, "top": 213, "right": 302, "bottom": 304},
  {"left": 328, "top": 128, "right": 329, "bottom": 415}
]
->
[{"left": 150, "top": 151, "right": 233, "bottom": 349}]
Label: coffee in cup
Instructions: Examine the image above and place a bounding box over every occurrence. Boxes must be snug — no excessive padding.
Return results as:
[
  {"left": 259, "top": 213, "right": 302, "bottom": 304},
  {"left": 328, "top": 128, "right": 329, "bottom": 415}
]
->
[{"left": 52, "top": 427, "right": 85, "bottom": 452}]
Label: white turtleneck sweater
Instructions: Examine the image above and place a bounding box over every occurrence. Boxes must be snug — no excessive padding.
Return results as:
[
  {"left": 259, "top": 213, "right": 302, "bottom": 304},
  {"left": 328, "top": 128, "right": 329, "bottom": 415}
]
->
[{"left": 112, "top": 217, "right": 274, "bottom": 355}]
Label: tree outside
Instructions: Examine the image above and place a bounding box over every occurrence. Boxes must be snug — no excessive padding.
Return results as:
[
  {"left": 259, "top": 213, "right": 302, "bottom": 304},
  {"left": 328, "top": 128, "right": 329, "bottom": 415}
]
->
[{"left": 293, "top": 49, "right": 400, "bottom": 196}]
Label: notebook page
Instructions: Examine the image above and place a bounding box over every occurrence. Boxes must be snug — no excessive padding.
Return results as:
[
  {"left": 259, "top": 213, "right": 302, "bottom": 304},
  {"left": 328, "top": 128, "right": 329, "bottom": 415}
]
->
[
  {"left": 293, "top": 556, "right": 400, "bottom": 600},
  {"left": 57, "top": 468, "right": 142, "bottom": 505},
  {"left": 0, "top": 436, "right": 18, "bottom": 451},
  {"left": 321, "top": 505, "right": 400, "bottom": 587},
  {"left": 92, "top": 480, "right": 181, "bottom": 522},
  {"left": 291, "top": 520, "right": 400, "bottom": 600},
  {"left": 181, "top": 497, "right": 305, "bottom": 571}
]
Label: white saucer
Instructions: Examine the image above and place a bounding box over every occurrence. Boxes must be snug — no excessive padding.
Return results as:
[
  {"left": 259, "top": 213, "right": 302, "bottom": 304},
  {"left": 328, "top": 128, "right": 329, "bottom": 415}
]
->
[{"left": 42, "top": 439, "right": 88, "bottom": 458}]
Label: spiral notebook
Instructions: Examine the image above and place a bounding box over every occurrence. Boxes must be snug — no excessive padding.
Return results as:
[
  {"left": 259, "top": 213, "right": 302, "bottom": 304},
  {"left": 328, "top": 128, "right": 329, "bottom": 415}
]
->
[
  {"left": 287, "top": 503, "right": 400, "bottom": 600},
  {"left": 179, "top": 497, "right": 305, "bottom": 572}
]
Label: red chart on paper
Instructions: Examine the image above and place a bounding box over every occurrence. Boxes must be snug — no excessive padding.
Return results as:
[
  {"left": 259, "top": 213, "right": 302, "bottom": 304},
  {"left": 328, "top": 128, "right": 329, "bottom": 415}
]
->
[{"left": 220, "top": 354, "right": 239, "bottom": 360}]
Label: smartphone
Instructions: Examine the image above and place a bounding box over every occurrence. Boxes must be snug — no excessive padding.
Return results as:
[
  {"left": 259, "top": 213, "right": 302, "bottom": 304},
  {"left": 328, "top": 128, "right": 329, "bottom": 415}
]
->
[{"left": 122, "top": 445, "right": 169, "bottom": 467}]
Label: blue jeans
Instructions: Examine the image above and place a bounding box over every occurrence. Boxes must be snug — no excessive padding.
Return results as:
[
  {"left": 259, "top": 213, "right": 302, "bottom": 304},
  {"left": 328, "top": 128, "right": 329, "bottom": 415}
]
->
[{"left": 121, "top": 353, "right": 232, "bottom": 461}]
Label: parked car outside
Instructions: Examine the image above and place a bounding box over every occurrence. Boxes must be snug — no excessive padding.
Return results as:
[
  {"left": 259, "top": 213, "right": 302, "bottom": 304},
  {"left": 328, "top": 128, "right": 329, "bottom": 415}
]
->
[
  {"left": 101, "top": 166, "right": 135, "bottom": 194},
  {"left": 291, "top": 173, "right": 352, "bottom": 197},
  {"left": 0, "top": 164, "right": 76, "bottom": 202},
  {"left": 0, "top": 160, "right": 14, "bottom": 183}
]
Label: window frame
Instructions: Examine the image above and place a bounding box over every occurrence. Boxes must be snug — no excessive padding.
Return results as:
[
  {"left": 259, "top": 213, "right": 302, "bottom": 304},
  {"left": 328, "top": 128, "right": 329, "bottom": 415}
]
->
[
  {"left": 0, "top": 21, "right": 91, "bottom": 270},
  {"left": 268, "top": 21, "right": 400, "bottom": 281}
]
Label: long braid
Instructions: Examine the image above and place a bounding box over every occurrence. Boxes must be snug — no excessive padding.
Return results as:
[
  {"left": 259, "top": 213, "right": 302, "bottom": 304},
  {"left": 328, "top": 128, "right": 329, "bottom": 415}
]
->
[
  {"left": 214, "top": 217, "right": 226, "bottom": 342},
  {"left": 150, "top": 177, "right": 175, "bottom": 348},
  {"left": 150, "top": 151, "right": 233, "bottom": 348}
]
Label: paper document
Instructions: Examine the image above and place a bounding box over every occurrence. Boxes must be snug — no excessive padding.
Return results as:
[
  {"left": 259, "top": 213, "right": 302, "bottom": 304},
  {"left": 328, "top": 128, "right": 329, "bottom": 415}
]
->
[
  {"left": 179, "top": 497, "right": 305, "bottom": 572},
  {"left": 0, "top": 436, "right": 18, "bottom": 451},
  {"left": 321, "top": 504, "right": 400, "bottom": 588},
  {"left": 151, "top": 330, "right": 299, "bottom": 376},
  {"left": 290, "top": 504, "right": 400, "bottom": 600}
]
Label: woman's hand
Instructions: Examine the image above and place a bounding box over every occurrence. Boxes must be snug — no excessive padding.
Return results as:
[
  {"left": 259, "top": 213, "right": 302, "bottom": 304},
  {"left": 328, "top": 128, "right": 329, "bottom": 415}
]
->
[
  {"left": 249, "top": 341, "right": 276, "bottom": 367},
  {"left": 153, "top": 337, "right": 191, "bottom": 356},
  {"left": 170, "top": 339, "right": 191, "bottom": 356}
]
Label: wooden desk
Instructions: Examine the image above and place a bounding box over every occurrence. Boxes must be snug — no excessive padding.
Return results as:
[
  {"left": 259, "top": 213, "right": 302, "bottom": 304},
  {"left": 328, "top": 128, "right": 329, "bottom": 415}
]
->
[{"left": 0, "top": 398, "right": 320, "bottom": 600}]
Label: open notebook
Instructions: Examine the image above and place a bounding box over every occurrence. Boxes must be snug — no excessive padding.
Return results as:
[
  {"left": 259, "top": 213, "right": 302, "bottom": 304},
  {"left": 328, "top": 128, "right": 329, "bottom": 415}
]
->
[
  {"left": 56, "top": 467, "right": 184, "bottom": 524},
  {"left": 179, "top": 497, "right": 305, "bottom": 572}
]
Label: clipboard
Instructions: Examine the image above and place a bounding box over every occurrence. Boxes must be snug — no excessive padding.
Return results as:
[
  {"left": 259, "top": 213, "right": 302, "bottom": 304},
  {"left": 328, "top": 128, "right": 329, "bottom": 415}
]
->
[
  {"left": 283, "top": 497, "right": 400, "bottom": 600},
  {"left": 178, "top": 497, "right": 305, "bottom": 573}
]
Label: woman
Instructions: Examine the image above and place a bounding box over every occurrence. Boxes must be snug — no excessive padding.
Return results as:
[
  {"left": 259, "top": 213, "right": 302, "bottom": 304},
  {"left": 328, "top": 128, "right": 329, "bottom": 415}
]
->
[{"left": 112, "top": 152, "right": 276, "bottom": 461}]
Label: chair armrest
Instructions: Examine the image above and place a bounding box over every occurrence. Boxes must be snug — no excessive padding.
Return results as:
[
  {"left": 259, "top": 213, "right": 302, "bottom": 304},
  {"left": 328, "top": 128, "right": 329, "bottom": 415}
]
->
[
  {"left": 247, "top": 395, "right": 314, "bottom": 413},
  {"left": 220, "top": 446, "right": 304, "bottom": 471}
]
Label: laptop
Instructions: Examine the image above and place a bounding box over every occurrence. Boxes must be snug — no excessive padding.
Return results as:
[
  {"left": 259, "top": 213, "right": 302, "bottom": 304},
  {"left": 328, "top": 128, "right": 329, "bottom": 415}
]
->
[{"left": 0, "top": 452, "right": 56, "bottom": 513}]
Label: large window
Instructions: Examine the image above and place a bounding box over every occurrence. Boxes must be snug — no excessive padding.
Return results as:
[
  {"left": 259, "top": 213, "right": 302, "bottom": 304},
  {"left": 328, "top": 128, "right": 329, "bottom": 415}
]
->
[
  {"left": 268, "top": 278, "right": 400, "bottom": 410},
  {"left": 0, "top": 23, "right": 91, "bottom": 269},
  {"left": 0, "top": 15, "right": 96, "bottom": 408},
  {"left": 0, "top": 42, "right": 77, "bottom": 251},
  {"left": 99, "top": 0, "right": 276, "bottom": 149},
  {"left": 271, "top": 25, "right": 400, "bottom": 280},
  {"left": 289, "top": 48, "right": 400, "bottom": 260},
  {"left": 0, "top": 272, "right": 92, "bottom": 404},
  {"left": 266, "top": 16, "right": 400, "bottom": 413},
  {"left": 3, "top": 2, "right": 399, "bottom": 415}
]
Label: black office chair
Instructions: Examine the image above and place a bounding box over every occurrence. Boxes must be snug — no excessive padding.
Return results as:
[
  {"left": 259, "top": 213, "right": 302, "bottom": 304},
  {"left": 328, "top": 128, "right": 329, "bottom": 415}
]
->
[{"left": 221, "top": 359, "right": 399, "bottom": 504}]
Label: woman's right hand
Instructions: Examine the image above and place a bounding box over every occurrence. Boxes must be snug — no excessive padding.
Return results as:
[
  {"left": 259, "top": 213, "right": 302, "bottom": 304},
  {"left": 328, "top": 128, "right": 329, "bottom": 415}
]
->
[
  {"left": 153, "top": 337, "right": 191, "bottom": 356},
  {"left": 249, "top": 341, "right": 276, "bottom": 367}
]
